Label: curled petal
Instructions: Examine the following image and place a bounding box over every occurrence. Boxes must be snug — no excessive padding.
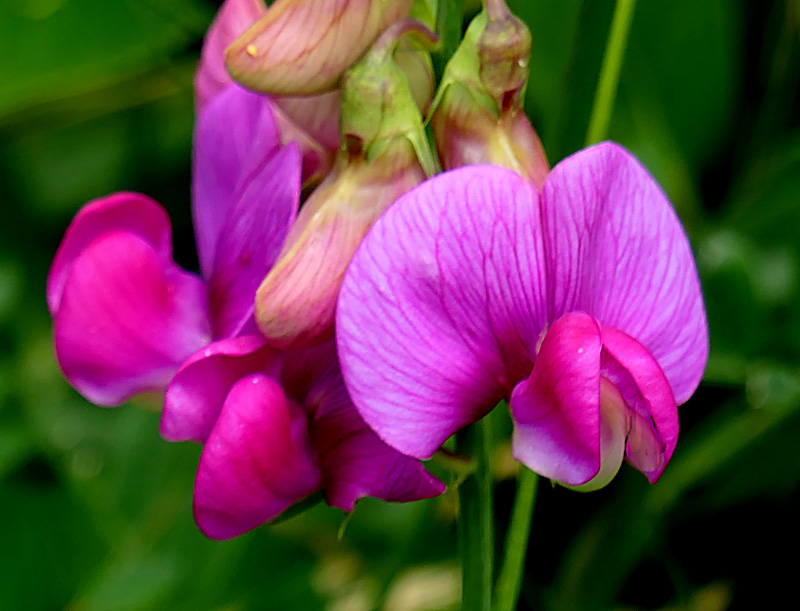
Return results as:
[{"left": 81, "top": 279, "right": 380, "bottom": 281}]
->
[
  {"left": 600, "top": 325, "right": 678, "bottom": 483},
  {"left": 192, "top": 85, "right": 282, "bottom": 279},
  {"left": 194, "top": 374, "right": 322, "bottom": 540},
  {"left": 54, "top": 232, "right": 212, "bottom": 406},
  {"left": 226, "top": 0, "right": 413, "bottom": 95},
  {"left": 511, "top": 312, "right": 603, "bottom": 486},
  {"left": 274, "top": 91, "right": 341, "bottom": 152},
  {"left": 161, "top": 336, "right": 278, "bottom": 443},
  {"left": 47, "top": 193, "right": 171, "bottom": 314},
  {"left": 307, "top": 369, "right": 445, "bottom": 510},
  {"left": 543, "top": 142, "right": 708, "bottom": 403},
  {"left": 195, "top": 0, "right": 268, "bottom": 109},
  {"left": 207, "top": 144, "right": 301, "bottom": 338},
  {"left": 337, "top": 166, "right": 548, "bottom": 459}
]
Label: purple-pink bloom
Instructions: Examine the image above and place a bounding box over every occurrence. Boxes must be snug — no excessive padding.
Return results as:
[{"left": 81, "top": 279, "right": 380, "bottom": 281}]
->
[
  {"left": 336, "top": 142, "right": 708, "bottom": 487},
  {"left": 162, "top": 339, "right": 444, "bottom": 539},
  {"left": 48, "top": 87, "right": 299, "bottom": 405}
]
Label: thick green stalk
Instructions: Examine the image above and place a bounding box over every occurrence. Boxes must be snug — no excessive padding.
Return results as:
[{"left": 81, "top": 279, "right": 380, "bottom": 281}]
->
[
  {"left": 457, "top": 419, "right": 494, "bottom": 611},
  {"left": 584, "top": 0, "right": 638, "bottom": 145},
  {"left": 495, "top": 467, "right": 539, "bottom": 611}
]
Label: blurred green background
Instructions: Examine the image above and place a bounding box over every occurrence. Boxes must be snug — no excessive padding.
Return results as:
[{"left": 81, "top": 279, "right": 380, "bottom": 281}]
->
[{"left": 1, "top": 0, "right": 798, "bottom": 609}]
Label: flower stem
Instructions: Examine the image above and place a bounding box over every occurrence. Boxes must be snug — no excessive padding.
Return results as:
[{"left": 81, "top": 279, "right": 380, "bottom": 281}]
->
[
  {"left": 495, "top": 467, "right": 539, "bottom": 611},
  {"left": 584, "top": 0, "right": 638, "bottom": 146},
  {"left": 457, "top": 419, "right": 494, "bottom": 611}
]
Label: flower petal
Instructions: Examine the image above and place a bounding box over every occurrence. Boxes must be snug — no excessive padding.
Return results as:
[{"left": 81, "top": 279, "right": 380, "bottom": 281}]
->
[
  {"left": 337, "top": 166, "right": 548, "bottom": 459},
  {"left": 161, "top": 335, "right": 277, "bottom": 443},
  {"left": 226, "top": 0, "right": 413, "bottom": 95},
  {"left": 192, "top": 85, "right": 281, "bottom": 279},
  {"left": 542, "top": 142, "right": 708, "bottom": 403},
  {"left": 600, "top": 325, "right": 678, "bottom": 483},
  {"left": 207, "top": 144, "right": 301, "bottom": 338},
  {"left": 54, "top": 232, "right": 212, "bottom": 406},
  {"left": 194, "top": 374, "right": 322, "bottom": 540},
  {"left": 195, "top": 0, "right": 268, "bottom": 110},
  {"left": 47, "top": 192, "right": 171, "bottom": 314},
  {"left": 307, "top": 368, "right": 445, "bottom": 510},
  {"left": 510, "top": 312, "right": 603, "bottom": 486}
]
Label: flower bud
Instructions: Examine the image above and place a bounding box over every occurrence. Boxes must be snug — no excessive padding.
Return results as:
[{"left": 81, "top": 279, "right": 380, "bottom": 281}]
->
[
  {"left": 429, "top": 2, "right": 549, "bottom": 188},
  {"left": 226, "top": 0, "right": 414, "bottom": 96},
  {"left": 255, "top": 21, "right": 437, "bottom": 349}
]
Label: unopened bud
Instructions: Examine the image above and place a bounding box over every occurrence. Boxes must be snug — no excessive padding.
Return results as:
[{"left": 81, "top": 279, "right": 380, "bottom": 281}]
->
[
  {"left": 429, "top": 3, "right": 549, "bottom": 188},
  {"left": 226, "top": 0, "right": 413, "bottom": 96}
]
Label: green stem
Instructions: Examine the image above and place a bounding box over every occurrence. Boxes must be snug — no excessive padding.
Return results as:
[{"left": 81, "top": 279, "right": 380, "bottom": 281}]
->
[
  {"left": 457, "top": 419, "right": 494, "bottom": 611},
  {"left": 584, "top": 0, "right": 638, "bottom": 145},
  {"left": 495, "top": 467, "right": 539, "bottom": 611},
  {"left": 433, "top": 0, "right": 466, "bottom": 80}
]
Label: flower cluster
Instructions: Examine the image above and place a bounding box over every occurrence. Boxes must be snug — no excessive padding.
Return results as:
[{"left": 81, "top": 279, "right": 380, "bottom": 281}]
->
[{"left": 48, "top": 0, "right": 707, "bottom": 538}]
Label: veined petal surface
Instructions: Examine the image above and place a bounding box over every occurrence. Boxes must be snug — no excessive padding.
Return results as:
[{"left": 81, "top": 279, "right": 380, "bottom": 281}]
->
[
  {"left": 542, "top": 142, "right": 708, "bottom": 403},
  {"left": 207, "top": 144, "right": 301, "bottom": 338},
  {"left": 47, "top": 192, "right": 171, "bottom": 314},
  {"left": 53, "top": 232, "right": 212, "bottom": 406},
  {"left": 337, "top": 166, "right": 548, "bottom": 458},
  {"left": 192, "top": 85, "right": 281, "bottom": 279},
  {"left": 226, "top": 0, "right": 413, "bottom": 95},
  {"left": 194, "top": 374, "right": 322, "bottom": 540}
]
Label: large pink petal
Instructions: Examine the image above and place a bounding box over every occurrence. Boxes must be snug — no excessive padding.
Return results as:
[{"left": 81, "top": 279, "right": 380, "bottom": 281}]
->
[
  {"left": 207, "top": 144, "right": 301, "bottom": 338},
  {"left": 53, "top": 232, "right": 212, "bottom": 406},
  {"left": 542, "top": 142, "right": 708, "bottom": 403},
  {"left": 307, "top": 369, "right": 445, "bottom": 510},
  {"left": 337, "top": 166, "right": 548, "bottom": 459},
  {"left": 192, "top": 85, "right": 281, "bottom": 279},
  {"left": 194, "top": 0, "right": 267, "bottom": 110},
  {"left": 600, "top": 325, "right": 678, "bottom": 483},
  {"left": 47, "top": 193, "right": 171, "bottom": 314},
  {"left": 194, "top": 374, "right": 322, "bottom": 540},
  {"left": 510, "top": 312, "right": 603, "bottom": 486},
  {"left": 161, "top": 336, "right": 278, "bottom": 443}
]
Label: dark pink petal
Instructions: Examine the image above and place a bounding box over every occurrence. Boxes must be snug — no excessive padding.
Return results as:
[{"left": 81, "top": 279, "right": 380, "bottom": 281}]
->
[
  {"left": 161, "top": 336, "right": 278, "bottom": 443},
  {"left": 47, "top": 192, "right": 171, "bottom": 314},
  {"left": 53, "top": 232, "right": 212, "bottom": 406},
  {"left": 542, "top": 142, "right": 708, "bottom": 403},
  {"left": 307, "top": 370, "right": 445, "bottom": 511},
  {"left": 207, "top": 144, "right": 301, "bottom": 338},
  {"left": 192, "top": 85, "right": 281, "bottom": 279},
  {"left": 194, "top": 374, "right": 322, "bottom": 540},
  {"left": 195, "top": 0, "right": 267, "bottom": 110},
  {"left": 600, "top": 325, "right": 678, "bottom": 483},
  {"left": 510, "top": 312, "right": 603, "bottom": 486},
  {"left": 337, "top": 166, "right": 548, "bottom": 459}
]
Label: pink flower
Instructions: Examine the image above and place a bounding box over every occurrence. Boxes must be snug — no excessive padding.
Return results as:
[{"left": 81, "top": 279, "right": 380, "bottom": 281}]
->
[
  {"left": 48, "top": 87, "right": 298, "bottom": 405},
  {"left": 336, "top": 143, "right": 708, "bottom": 488}
]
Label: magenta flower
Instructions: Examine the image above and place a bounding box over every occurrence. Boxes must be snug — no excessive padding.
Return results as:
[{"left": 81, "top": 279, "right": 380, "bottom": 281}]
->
[
  {"left": 162, "top": 338, "right": 444, "bottom": 539},
  {"left": 337, "top": 143, "right": 708, "bottom": 488},
  {"left": 48, "top": 85, "right": 298, "bottom": 405}
]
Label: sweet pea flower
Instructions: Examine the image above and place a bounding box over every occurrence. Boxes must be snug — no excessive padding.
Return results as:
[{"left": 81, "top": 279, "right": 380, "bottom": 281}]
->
[
  {"left": 48, "top": 85, "right": 300, "bottom": 405},
  {"left": 337, "top": 143, "right": 708, "bottom": 488},
  {"left": 162, "top": 338, "right": 444, "bottom": 539},
  {"left": 196, "top": 0, "right": 340, "bottom": 185}
]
